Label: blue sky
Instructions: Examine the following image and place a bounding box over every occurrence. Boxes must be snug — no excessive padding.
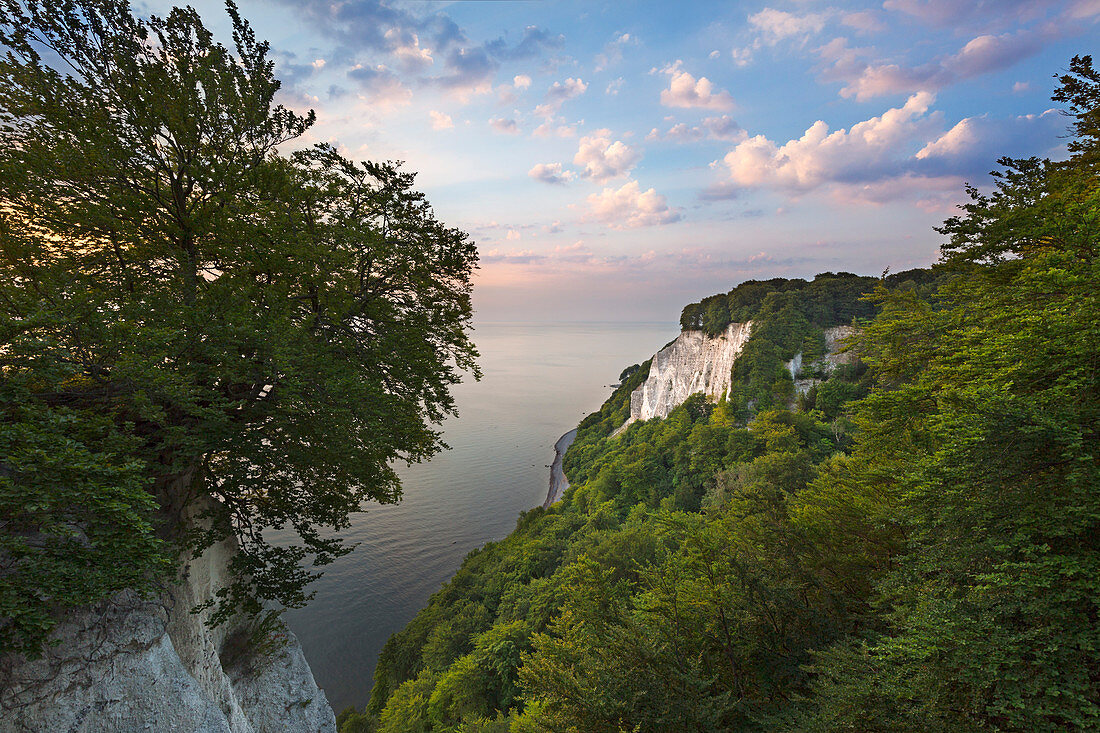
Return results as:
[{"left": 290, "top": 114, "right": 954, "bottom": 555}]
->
[{"left": 148, "top": 0, "right": 1098, "bottom": 321}]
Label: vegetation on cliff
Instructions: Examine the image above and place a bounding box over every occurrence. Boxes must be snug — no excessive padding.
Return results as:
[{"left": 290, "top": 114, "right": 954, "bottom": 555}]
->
[
  {"left": 350, "top": 57, "right": 1100, "bottom": 732},
  {"left": 0, "top": 0, "right": 478, "bottom": 657}
]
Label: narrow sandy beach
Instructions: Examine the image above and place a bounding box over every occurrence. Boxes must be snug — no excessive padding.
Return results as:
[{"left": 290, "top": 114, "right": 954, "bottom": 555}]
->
[{"left": 542, "top": 428, "right": 578, "bottom": 508}]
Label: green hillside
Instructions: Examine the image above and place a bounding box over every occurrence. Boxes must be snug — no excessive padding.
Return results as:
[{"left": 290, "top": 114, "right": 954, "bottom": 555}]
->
[{"left": 340, "top": 57, "right": 1100, "bottom": 733}]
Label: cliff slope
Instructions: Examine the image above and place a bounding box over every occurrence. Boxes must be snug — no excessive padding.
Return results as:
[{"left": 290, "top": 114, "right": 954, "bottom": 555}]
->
[
  {"left": 629, "top": 322, "right": 752, "bottom": 422},
  {"left": 0, "top": 502, "right": 335, "bottom": 733}
]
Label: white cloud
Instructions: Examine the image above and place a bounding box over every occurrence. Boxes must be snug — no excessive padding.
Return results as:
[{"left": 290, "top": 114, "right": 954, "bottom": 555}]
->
[
  {"left": 532, "top": 117, "right": 578, "bottom": 138},
  {"left": 385, "top": 29, "right": 433, "bottom": 72},
  {"left": 489, "top": 117, "right": 520, "bottom": 135},
  {"left": 573, "top": 134, "right": 641, "bottom": 182},
  {"left": 528, "top": 162, "right": 576, "bottom": 184},
  {"left": 713, "top": 95, "right": 1064, "bottom": 204},
  {"left": 586, "top": 180, "right": 680, "bottom": 229},
  {"left": 914, "top": 109, "right": 1063, "bottom": 171},
  {"left": 606, "top": 77, "right": 625, "bottom": 95},
  {"left": 347, "top": 64, "right": 412, "bottom": 107},
  {"left": 595, "top": 31, "right": 638, "bottom": 71},
  {"left": 513, "top": 74, "right": 532, "bottom": 90},
  {"left": 882, "top": 0, "right": 1055, "bottom": 28},
  {"left": 648, "top": 115, "right": 747, "bottom": 144},
  {"left": 719, "top": 92, "right": 938, "bottom": 192},
  {"left": 842, "top": 11, "right": 887, "bottom": 33},
  {"left": 824, "top": 31, "right": 1045, "bottom": 101},
  {"left": 749, "top": 8, "right": 828, "bottom": 45},
  {"left": 731, "top": 47, "right": 753, "bottom": 67},
  {"left": 659, "top": 62, "right": 735, "bottom": 110},
  {"left": 537, "top": 77, "right": 588, "bottom": 116},
  {"left": 429, "top": 110, "right": 454, "bottom": 130}
]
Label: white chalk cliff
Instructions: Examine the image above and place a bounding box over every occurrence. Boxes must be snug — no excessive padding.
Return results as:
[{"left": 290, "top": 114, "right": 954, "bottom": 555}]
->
[
  {"left": 0, "top": 500, "right": 336, "bottom": 733},
  {"left": 615, "top": 322, "right": 859, "bottom": 435},
  {"left": 627, "top": 322, "right": 753, "bottom": 424}
]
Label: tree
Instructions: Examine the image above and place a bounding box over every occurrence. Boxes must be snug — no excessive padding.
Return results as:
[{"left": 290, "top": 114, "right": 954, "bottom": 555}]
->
[
  {"left": 799, "top": 56, "right": 1100, "bottom": 731},
  {"left": 0, "top": 0, "right": 478, "bottom": 655}
]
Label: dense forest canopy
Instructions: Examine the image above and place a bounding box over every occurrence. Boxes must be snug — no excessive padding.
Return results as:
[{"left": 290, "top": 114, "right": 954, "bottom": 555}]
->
[
  {"left": 346, "top": 56, "right": 1100, "bottom": 733},
  {"left": 0, "top": 0, "right": 478, "bottom": 656}
]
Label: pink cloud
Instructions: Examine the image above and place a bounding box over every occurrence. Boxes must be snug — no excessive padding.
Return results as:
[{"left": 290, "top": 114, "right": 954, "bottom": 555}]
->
[
  {"left": 721, "top": 92, "right": 938, "bottom": 192},
  {"left": 658, "top": 62, "right": 735, "bottom": 110},
  {"left": 749, "top": 8, "right": 828, "bottom": 44},
  {"left": 528, "top": 162, "right": 575, "bottom": 184},
  {"left": 573, "top": 134, "right": 641, "bottom": 182},
  {"left": 585, "top": 180, "right": 680, "bottom": 228},
  {"left": 489, "top": 117, "right": 520, "bottom": 135}
]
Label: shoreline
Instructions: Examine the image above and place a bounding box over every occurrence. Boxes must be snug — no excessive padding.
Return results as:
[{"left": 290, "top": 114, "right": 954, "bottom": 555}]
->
[{"left": 542, "top": 428, "right": 578, "bottom": 508}]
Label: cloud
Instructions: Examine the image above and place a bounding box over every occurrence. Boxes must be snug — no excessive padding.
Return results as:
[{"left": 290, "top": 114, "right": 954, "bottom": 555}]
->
[
  {"left": 384, "top": 29, "right": 434, "bottom": 72},
  {"left": 536, "top": 77, "right": 588, "bottom": 116},
  {"left": 489, "top": 117, "right": 520, "bottom": 135},
  {"left": 748, "top": 8, "right": 828, "bottom": 45},
  {"left": 649, "top": 115, "right": 746, "bottom": 144},
  {"left": 485, "top": 25, "right": 564, "bottom": 61},
  {"left": 429, "top": 110, "right": 454, "bottom": 129},
  {"left": 731, "top": 47, "right": 753, "bottom": 67},
  {"left": 347, "top": 64, "right": 412, "bottom": 107},
  {"left": 714, "top": 95, "right": 1065, "bottom": 204},
  {"left": 914, "top": 109, "right": 1063, "bottom": 174},
  {"left": 513, "top": 74, "right": 532, "bottom": 90},
  {"left": 573, "top": 134, "right": 641, "bottom": 182},
  {"left": 429, "top": 46, "right": 497, "bottom": 98},
  {"left": 606, "top": 77, "right": 625, "bottom": 95},
  {"left": 820, "top": 31, "right": 1046, "bottom": 101},
  {"left": 528, "top": 163, "right": 575, "bottom": 184},
  {"left": 269, "top": 0, "right": 421, "bottom": 54},
  {"left": 586, "top": 180, "right": 680, "bottom": 228},
  {"left": 841, "top": 11, "right": 887, "bottom": 33},
  {"left": 882, "top": 0, "right": 1056, "bottom": 28},
  {"left": 532, "top": 117, "right": 578, "bottom": 138},
  {"left": 595, "top": 31, "right": 638, "bottom": 71},
  {"left": 658, "top": 62, "right": 735, "bottom": 110},
  {"left": 719, "top": 92, "right": 939, "bottom": 193}
]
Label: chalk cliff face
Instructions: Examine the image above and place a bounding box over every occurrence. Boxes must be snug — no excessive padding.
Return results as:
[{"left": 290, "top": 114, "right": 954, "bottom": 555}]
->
[
  {"left": 0, "top": 500, "right": 335, "bottom": 733},
  {"left": 791, "top": 325, "right": 860, "bottom": 396},
  {"left": 629, "top": 322, "right": 752, "bottom": 422}
]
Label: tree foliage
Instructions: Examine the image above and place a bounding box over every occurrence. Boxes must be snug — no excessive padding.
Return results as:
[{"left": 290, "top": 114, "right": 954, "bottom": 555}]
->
[
  {"left": 0, "top": 0, "right": 477, "bottom": 655},
  {"left": 356, "top": 56, "right": 1100, "bottom": 733}
]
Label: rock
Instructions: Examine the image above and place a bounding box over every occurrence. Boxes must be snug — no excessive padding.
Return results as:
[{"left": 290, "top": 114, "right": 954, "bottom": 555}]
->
[
  {"left": 0, "top": 499, "right": 335, "bottom": 733},
  {"left": 629, "top": 322, "right": 752, "bottom": 422}
]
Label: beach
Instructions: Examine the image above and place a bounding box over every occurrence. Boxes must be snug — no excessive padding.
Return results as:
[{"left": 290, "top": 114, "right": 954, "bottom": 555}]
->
[{"left": 543, "top": 428, "right": 578, "bottom": 508}]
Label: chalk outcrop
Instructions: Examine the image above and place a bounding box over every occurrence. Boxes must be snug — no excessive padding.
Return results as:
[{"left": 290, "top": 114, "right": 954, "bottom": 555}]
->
[
  {"left": 622, "top": 322, "right": 752, "bottom": 428},
  {"left": 0, "top": 502, "right": 335, "bottom": 733},
  {"left": 612, "top": 323, "right": 860, "bottom": 436},
  {"left": 791, "top": 325, "right": 860, "bottom": 396}
]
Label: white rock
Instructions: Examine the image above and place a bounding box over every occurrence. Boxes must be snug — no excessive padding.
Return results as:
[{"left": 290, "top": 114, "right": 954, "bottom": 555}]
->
[
  {"left": 629, "top": 322, "right": 752, "bottom": 422},
  {"left": 0, "top": 500, "right": 336, "bottom": 733}
]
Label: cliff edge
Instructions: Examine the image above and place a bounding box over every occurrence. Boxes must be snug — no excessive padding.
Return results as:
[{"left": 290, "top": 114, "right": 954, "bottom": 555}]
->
[
  {"left": 0, "top": 501, "right": 335, "bottom": 733},
  {"left": 628, "top": 322, "right": 753, "bottom": 423}
]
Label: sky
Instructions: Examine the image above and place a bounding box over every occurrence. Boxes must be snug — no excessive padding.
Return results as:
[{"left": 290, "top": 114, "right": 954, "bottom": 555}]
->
[{"left": 144, "top": 0, "right": 1099, "bottom": 321}]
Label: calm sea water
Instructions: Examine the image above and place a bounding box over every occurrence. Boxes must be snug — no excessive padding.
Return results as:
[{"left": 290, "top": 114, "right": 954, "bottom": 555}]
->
[{"left": 280, "top": 321, "right": 677, "bottom": 712}]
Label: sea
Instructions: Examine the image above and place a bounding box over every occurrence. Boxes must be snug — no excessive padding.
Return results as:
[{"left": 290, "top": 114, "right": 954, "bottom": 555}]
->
[{"left": 279, "top": 320, "right": 678, "bottom": 713}]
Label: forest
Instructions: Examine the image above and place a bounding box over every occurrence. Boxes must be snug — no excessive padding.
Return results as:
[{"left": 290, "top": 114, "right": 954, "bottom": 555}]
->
[{"left": 342, "top": 56, "right": 1100, "bottom": 732}]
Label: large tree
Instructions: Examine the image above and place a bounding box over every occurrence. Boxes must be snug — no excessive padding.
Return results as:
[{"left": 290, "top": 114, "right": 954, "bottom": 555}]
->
[{"left": 0, "top": 0, "right": 478, "bottom": 656}]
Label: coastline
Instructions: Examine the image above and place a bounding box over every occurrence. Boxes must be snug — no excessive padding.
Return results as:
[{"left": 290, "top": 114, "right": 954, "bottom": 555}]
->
[{"left": 543, "top": 428, "right": 578, "bottom": 508}]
